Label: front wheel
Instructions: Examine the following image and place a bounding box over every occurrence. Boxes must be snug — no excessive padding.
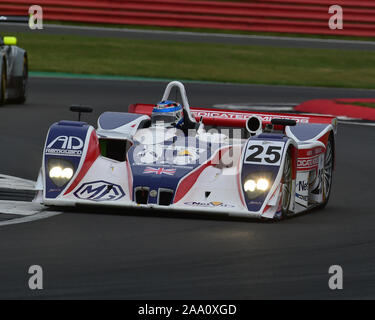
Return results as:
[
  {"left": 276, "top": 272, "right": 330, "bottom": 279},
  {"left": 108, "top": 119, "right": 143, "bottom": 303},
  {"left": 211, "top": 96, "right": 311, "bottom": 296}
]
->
[{"left": 319, "top": 133, "right": 334, "bottom": 209}]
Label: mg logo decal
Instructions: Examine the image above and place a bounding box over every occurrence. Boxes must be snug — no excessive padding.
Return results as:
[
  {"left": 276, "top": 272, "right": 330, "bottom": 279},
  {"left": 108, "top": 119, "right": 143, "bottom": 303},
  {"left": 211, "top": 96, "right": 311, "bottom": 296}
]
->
[{"left": 74, "top": 180, "right": 125, "bottom": 202}]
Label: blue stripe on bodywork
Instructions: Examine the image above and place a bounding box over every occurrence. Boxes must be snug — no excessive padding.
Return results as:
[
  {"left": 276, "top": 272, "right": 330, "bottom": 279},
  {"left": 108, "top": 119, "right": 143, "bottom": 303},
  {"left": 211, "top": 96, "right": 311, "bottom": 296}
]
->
[
  {"left": 288, "top": 123, "right": 329, "bottom": 141},
  {"left": 98, "top": 112, "right": 146, "bottom": 130},
  {"left": 241, "top": 134, "right": 288, "bottom": 212},
  {"left": 44, "top": 121, "right": 90, "bottom": 199},
  {"left": 241, "top": 164, "right": 279, "bottom": 212},
  {"left": 127, "top": 136, "right": 219, "bottom": 204}
]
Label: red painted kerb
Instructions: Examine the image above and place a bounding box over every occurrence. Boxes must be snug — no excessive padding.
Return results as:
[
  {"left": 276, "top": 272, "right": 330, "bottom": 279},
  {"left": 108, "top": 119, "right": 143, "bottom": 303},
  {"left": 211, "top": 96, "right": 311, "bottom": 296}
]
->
[{"left": 295, "top": 99, "right": 375, "bottom": 121}]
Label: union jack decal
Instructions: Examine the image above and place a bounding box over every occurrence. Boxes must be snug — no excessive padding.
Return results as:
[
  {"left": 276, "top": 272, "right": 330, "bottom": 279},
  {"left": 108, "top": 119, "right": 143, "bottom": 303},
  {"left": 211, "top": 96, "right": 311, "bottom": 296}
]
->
[{"left": 143, "top": 167, "right": 176, "bottom": 175}]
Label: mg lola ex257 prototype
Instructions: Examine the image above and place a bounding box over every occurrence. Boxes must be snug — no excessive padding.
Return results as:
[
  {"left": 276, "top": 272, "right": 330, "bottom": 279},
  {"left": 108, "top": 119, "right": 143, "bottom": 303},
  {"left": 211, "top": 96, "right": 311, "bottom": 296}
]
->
[{"left": 36, "top": 81, "right": 337, "bottom": 220}]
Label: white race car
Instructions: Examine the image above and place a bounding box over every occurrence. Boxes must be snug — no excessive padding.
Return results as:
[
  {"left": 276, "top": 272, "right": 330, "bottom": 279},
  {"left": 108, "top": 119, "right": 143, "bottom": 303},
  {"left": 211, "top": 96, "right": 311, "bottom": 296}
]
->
[{"left": 36, "top": 81, "right": 337, "bottom": 220}]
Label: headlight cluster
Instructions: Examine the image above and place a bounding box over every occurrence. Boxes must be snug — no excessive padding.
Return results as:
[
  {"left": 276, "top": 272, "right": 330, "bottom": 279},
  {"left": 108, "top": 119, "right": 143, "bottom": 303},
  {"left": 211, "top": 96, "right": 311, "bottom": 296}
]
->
[
  {"left": 243, "top": 174, "right": 273, "bottom": 200},
  {"left": 48, "top": 159, "right": 74, "bottom": 187},
  {"left": 49, "top": 166, "right": 73, "bottom": 179},
  {"left": 244, "top": 178, "right": 269, "bottom": 192}
]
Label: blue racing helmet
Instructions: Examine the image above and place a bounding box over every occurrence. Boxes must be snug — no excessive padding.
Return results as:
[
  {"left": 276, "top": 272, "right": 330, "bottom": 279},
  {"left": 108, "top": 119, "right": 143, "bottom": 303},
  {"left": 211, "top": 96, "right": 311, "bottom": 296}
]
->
[{"left": 151, "top": 100, "right": 184, "bottom": 128}]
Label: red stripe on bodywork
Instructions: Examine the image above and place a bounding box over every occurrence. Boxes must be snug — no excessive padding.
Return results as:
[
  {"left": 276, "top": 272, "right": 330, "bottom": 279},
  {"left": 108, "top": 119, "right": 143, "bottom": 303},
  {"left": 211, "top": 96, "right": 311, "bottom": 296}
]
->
[
  {"left": 290, "top": 145, "right": 297, "bottom": 180},
  {"left": 263, "top": 205, "right": 271, "bottom": 214},
  {"left": 173, "top": 146, "right": 230, "bottom": 204},
  {"left": 236, "top": 148, "right": 246, "bottom": 207},
  {"left": 126, "top": 159, "right": 133, "bottom": 201},
  {"left": 318, "top": 131, "right": 331, "bottom": 146},
  {"left": 64, "top": 130, "right": 100, "bottom": 195},
  {"left": 129, "top": 103, "right": 335, "bottom": 128},
  {"left": 262, "top": 184, "right": 280, "bottom": 216}
]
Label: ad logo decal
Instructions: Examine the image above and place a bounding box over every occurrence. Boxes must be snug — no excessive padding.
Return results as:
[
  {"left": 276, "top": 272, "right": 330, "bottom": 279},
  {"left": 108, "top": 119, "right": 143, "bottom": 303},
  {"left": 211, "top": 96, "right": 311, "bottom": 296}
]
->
[{"left": 46, "top": 136, "right": 84, "bottom": 157}]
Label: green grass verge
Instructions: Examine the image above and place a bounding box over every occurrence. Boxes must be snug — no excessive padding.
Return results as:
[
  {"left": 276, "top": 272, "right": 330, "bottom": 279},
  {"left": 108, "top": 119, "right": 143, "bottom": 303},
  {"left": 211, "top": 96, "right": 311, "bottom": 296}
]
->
[{"left": 14, "top": 32, "right": 375, "bottom": 88}]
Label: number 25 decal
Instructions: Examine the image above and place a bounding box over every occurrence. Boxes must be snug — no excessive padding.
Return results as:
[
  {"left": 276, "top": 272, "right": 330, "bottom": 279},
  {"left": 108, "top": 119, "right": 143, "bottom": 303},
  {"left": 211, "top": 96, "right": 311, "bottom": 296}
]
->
[{"left": 244, "top": 141, "right": 285, "bottom": 165}]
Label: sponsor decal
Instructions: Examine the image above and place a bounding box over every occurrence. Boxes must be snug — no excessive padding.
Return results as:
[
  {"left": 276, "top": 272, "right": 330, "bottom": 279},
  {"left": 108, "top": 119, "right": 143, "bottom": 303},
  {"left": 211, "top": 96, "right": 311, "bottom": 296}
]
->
[
  {"left": 74, "top": 180, "right": 125, "bottom": 201},
  {"left": 297, "top": 181, "right": 309, "bottom": 191},
  {"left": 184, "top": 201, "right": 235, "bottom": 208},
  {"left": 300, "top": 147, "right": 324, "bottom": 158},
  {"left": 45, "top": 136, "right": 84, "bottom": 157},
  {"left": 178, "top": 149, "right": 193, "bottom": 156},
  {"left": 192, "top": 110, "right": 309, "bottom": 123},
  {"left": 172, "top": 147, "right": 203, "bottom": 165},
  {"left": 143, "top": 167, "right": 176, "bottom": 175},
  {"left": 296, "top": 193, "right": 308, "bottom": 202},
  {"left": 297, "top": 156, "right": 320, "bottom": 169}
]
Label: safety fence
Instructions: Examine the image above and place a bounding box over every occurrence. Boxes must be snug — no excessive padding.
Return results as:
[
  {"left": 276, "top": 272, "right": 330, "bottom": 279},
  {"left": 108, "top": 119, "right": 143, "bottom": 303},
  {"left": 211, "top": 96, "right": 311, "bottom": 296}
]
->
[{"left": 1, "top": 0, "right": 375, "bottom": 37}]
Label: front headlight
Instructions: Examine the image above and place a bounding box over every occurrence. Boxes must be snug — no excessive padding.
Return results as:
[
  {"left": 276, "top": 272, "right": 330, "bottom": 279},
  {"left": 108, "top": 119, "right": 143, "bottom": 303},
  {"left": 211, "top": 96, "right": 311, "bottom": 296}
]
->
[
  {"left": 244, "top": 178, "right": 270, "bottom": 192},
  {"left": 244, "top": 179, "right": 257, "bottom": 192},
  {"left": 256, "top": 178, "right": 269, "bottom": 191},
  {"left": 49, "top": 166, "right": 73, "bottom": 179},
  {"left": 243, "top": 174, "right": 272, "bottom": 200},
  {"left": 48, "top": 159, "right": 74, "bottom": 187}
]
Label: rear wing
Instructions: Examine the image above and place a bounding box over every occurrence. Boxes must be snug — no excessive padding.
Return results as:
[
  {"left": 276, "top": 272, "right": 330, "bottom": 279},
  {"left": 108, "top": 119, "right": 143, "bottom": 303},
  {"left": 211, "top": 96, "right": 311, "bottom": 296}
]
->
[{"left": 129, "top": 103, "right": 337, "bottom": 128}]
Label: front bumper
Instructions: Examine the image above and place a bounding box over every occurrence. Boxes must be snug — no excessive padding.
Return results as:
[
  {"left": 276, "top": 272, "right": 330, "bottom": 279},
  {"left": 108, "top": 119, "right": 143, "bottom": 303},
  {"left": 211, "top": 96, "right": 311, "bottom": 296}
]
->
[{"left": 43, "top": 198, "right": 263, "bottom": 219}]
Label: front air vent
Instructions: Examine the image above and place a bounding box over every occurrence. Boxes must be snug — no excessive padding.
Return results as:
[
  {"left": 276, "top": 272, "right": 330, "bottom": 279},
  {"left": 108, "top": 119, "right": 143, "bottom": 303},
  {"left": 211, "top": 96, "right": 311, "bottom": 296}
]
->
[
  {"left": 99, "top": 138, "right": 131, "bottom": 162},
  {"left": 135, "top": 187, "right": 149, "bottom": 204},
  {"left": 158, "top": 189, "right": 174, "bottom": 206}
]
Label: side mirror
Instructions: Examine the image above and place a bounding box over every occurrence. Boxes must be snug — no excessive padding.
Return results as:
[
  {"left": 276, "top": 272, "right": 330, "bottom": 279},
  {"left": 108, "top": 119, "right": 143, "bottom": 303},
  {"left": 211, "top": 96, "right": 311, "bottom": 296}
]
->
[
  {"left": 70, "top": 105, "right": 93, "bottom": 121},
  {"left": 3, "top": 36, "right": 17, "bottom": 46}
]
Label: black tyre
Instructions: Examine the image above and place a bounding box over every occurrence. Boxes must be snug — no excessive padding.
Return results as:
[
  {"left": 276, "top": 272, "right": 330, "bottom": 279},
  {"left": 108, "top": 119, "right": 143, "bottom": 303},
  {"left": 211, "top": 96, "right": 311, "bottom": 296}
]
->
[
  {"left": 0, "top": 62, "right": 6, "bottom": 105},
  {"left": 281, "top": 149, "right": 293, "bottom": 218},
  {"left": 319, "top": 133, "right": 334, "bottom": 209},
  {"left": 13, "top": 55, "right": 28, "bottom": 104}
]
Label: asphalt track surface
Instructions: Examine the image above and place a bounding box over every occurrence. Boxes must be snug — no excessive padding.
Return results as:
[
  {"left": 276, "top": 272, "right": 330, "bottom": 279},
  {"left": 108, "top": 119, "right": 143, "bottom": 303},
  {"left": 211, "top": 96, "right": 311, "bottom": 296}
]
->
[
  {"left": 0, "top": 77, "right": 375, "bottom": 299},
  {"left": 3, "top": 23, "right": 375, "bottom": 51}
]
